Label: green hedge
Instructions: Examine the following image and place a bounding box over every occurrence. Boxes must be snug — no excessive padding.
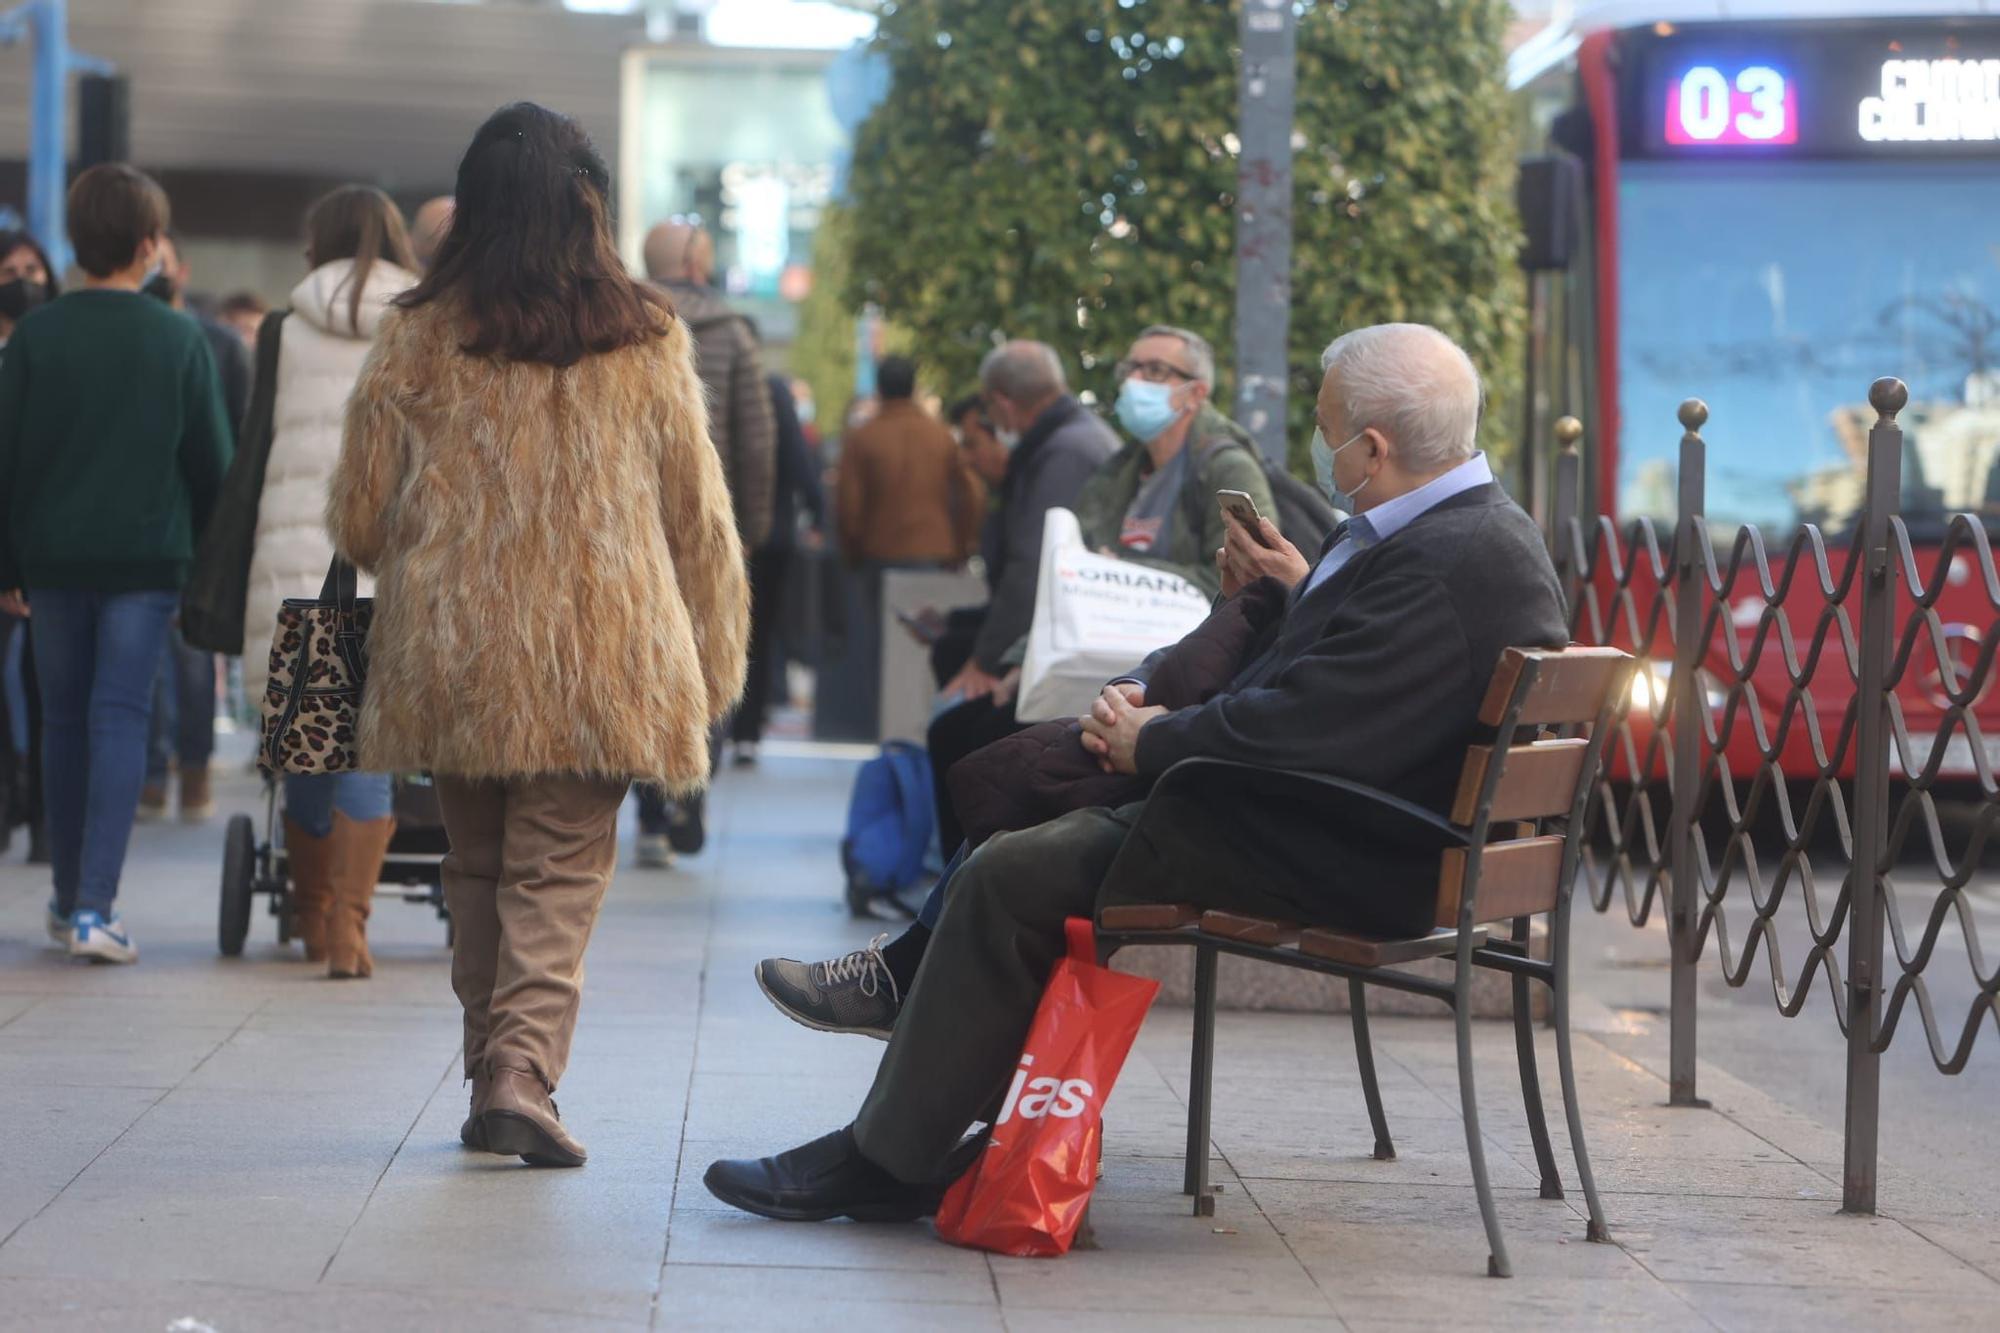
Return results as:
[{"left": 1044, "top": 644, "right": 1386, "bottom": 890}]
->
[{"left": 840, "top": 0, "right": 1523, "bottom": 472}]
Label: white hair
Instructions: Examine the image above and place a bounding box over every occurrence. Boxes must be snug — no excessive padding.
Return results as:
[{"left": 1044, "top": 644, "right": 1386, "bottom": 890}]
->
[{"left": 1318, "top": 323, "right": 1482, "bottom": 472}]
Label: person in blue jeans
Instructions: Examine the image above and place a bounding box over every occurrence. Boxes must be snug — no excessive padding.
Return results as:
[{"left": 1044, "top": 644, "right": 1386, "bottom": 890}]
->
[
  {"left": 0, "top": 165, "right": 232, "bottom": 963},
  {"left": 279, "top": 770, "right": 394, "bottom": 969},
  {"left": 142, "top": 633, "right": 218, "bottom": 821}
]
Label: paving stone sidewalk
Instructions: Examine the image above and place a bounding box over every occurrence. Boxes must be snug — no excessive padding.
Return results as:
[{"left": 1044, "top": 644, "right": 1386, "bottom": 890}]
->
[{"left": 0, "top": 749, "right": 1994, "bottom": 1331}]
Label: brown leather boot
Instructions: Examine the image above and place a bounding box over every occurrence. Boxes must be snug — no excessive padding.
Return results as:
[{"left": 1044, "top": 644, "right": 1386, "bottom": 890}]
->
[
  {"left": 283, "top": 817, "right": 335, "bottom": 962},
  {"left": 476, "top": 1063, "right": 587, "bottom": 1167},
  {"left": 325, "top": 813, "right": 395, "bottom": 979},
  {"left": 179, "top": 766, "right": 215, "bottom": 822},
  {"left": 460, "top": 1071, "right": 491, "bottom": 1149}
]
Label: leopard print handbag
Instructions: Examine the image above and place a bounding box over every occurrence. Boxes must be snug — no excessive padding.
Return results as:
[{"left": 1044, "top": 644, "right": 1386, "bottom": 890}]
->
[{"left": 260, "top": 558, "right": 372, "bottom": 775}]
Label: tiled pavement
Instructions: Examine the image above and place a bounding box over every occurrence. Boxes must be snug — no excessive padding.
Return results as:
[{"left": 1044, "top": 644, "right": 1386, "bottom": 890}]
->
[{"left": 1, "top": 749, "right": 1995, "bottom": 1331}]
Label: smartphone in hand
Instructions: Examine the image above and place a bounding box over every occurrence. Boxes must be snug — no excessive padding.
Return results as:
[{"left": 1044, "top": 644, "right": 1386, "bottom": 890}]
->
[{"left": 1217, "top": 489, "right": 1271, "bottom": 546}]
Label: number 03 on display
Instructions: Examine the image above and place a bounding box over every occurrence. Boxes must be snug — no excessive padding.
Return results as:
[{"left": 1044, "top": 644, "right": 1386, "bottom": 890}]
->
[{"left": 1665, "top": 63, "right": 1797, "bottom": 146}]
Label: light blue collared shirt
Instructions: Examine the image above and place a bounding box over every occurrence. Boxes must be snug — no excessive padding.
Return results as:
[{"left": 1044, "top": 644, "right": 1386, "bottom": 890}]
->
[{"left": 1302, "top": 452, "right": 1494, "bottom": 595}]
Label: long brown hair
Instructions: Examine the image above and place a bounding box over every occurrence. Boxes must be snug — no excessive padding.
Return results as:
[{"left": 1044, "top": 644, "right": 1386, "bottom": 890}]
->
[
  {"left": 305, "top": 185, "right": 417, "bottom": 334},
  {"left": 395, "top": 102, "right": 671, "bottom": 366}
]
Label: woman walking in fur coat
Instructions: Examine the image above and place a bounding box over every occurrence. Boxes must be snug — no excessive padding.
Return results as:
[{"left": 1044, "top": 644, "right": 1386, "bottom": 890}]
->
[
  {"left": 329, "top": 103, "right": 748, "bottom": 1167},
  {"left": 243, "top": 186, "right": 419, "bottom": 978}
]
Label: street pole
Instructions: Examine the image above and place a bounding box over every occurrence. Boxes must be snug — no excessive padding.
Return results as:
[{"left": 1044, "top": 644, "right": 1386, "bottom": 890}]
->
[
  {"left": 1, "top": 0, "right": 112, "bottom": 275},
  {"left": 1232, "top": 0, "right": 1297, "bottom": 468}
]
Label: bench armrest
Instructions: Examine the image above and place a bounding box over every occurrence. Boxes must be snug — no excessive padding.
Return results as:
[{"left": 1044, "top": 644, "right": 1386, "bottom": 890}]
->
[{"left": 1150, "top": 756, "right": 1469, "bottom": 850}]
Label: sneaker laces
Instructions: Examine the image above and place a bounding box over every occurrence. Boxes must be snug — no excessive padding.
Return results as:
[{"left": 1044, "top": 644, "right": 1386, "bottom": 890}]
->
[{"left": 813, "top": 934, "right": 898, "bottom": 1004}]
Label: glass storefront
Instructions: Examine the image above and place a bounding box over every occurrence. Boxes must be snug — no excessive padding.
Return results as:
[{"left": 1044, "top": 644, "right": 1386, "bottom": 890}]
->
[{"left": 621, "top": 46, "right": 848, "bottom": 344}]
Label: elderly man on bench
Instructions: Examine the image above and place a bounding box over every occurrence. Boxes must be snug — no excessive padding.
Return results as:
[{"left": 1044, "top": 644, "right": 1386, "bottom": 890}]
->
[{"left": 704, "top": 322, "right": 1569, "bottom": 1222}]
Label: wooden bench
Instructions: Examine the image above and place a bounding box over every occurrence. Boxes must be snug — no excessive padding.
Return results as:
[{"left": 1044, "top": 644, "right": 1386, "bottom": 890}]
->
[{"left": 1095, "top": 645, "right": 1632, "bottom": 1277}]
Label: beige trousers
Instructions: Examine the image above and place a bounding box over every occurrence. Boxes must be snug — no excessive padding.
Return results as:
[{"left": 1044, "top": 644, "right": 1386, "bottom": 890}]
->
[{"left": 436, "top": 774, "right": 630, "bottom": 1088}]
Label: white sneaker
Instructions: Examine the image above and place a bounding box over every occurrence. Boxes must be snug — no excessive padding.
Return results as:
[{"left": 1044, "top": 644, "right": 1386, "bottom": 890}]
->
[
  {"left": 634, "top": 833, "right": 674, "bottom": 869},
  {"left": 45, "top": 901, "right": 72, "bottom": 947},
  {"left": 69, "top": 909, "right": 137, "bottom": 964}
]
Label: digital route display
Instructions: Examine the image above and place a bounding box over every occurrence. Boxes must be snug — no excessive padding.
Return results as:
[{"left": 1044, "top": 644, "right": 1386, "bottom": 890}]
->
[{"left": 1628, "top": 20, "right": 2000, "bottom": 158}]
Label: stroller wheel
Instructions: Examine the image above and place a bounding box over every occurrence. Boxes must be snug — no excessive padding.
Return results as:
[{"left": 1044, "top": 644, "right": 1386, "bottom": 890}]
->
[{"left": 219, "top": 814, "right": 257, "bottom": 957}]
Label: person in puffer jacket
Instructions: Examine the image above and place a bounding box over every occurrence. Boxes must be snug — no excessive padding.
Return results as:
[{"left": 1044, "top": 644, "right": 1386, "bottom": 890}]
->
[{"left": 240, "top": 186, "right": 419, "bottom": 978}]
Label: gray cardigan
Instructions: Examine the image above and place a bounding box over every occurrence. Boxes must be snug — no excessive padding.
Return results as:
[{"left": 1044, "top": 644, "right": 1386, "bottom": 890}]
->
[{"left": 971, "top": 396, "right": 1119, "bottom": 672}]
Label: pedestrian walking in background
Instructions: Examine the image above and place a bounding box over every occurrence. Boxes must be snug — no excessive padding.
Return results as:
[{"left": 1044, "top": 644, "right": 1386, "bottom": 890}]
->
[
  {"left": 139, "top": 231, "right": 253, "bottom": 825},
  {"left": 0, "top": 230, "right": 55, "bottom": 348},
  {"left": 190, "top": 184, "right": 420, "bottom": 976},
  {"left": 144, "top": 233, "right": 253, "bottom": 425},
  {"left": 641, "top": 221, "right": 777, "bottom": 552},
  {"left": 410, "top": 196, "right": 454, "bottom": 272},
  {"left": 636, "top": 219, "right": 773, "bottom": 863},
  {"left": 330, "top": 102, "right": 747, "bottom": 1166},
  {"left": 830, "top": 355, "right": 985, "bottom": 738},
  {"left": 835, "top": 356, "right": 983, "bottom": 568},
  {"left": 0, "top": 165, "right": 233, "bottom": 964},
  {"left": 731, "top": 373, "right": 826, "bottom": 765},
  {"left": 0, "top": 229, "right": 54, "bottom": 863},
  {"left": 217, "top": 291, "right": 269, "bottom": 348}
]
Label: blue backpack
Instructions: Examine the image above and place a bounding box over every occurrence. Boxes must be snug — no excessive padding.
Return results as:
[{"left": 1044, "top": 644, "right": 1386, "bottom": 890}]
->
[{"left": 841, "top": 741, "right": 935, "bottom": 917}]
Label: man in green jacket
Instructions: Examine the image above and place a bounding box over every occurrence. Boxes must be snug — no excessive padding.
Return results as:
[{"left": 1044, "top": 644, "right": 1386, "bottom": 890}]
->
[
  {"left": 1073, "top": 325, "right": 1275, "bottom": 598},
  {"left": 0, "top": 164, "right": 232, "bottom": 964}
]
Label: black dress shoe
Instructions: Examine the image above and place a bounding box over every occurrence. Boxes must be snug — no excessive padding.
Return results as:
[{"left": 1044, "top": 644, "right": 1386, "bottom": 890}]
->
[{"left": 703, "top": 1126, "right": 942, "bottom": 1222}]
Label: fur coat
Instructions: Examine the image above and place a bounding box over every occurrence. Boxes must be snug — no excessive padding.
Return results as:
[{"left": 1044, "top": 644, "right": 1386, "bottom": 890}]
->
[
  {"left": 243, "top": 257, "right": 416, "bottom": 700},
  {"left": 327, "top": 301, "right": 749, "bottom": 790}
]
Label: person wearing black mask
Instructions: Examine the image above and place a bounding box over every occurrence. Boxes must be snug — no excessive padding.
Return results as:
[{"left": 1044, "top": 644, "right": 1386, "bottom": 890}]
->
[
  {"left": 143, "top": 232, "right": 251, "bottom": 429},
  {"left": 0, "top": 231, "right": 57, "bottom": 349},
  {"left": 139, "top": 231, "right": 248, "bottom": 822},
  {"left": 0, "top": 231, "right": 56, "bottom": 860}
]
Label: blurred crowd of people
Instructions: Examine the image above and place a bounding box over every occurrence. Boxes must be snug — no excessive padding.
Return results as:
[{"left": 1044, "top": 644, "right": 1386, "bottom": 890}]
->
[
  {"left": 0, "top": 130, "right": 1329, "bottom": 981},
  {"left": 0, "top": 103, "right": 761, "bottom": 1164}
]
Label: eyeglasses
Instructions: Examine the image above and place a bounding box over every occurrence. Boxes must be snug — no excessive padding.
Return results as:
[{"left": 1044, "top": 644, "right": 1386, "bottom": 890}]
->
[{"left": 1115, "top": 356, "right": 1197, "bottom": 385}]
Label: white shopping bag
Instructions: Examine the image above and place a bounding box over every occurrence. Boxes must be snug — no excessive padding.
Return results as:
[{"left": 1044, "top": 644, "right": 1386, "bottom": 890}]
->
[{"left": 1015, "top": 509, "right": 1212, "bottom": 722}]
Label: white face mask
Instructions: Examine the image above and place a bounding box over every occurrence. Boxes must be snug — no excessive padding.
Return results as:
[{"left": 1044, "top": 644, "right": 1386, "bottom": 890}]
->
[{"left": 1311, "top": 427, "right": 1370, "bottom": 507}]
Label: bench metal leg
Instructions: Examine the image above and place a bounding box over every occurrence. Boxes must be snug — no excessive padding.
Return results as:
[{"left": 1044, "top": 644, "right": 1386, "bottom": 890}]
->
[
  {"left": 1511, "top": 956, "right": 1564, "bottom": 1200},
  {"left": 1553, "top": 908, "right": 1609, "bottom": 1243},
  {"left": 1348, "top": 978, "right": 1395, "bottom": 1160},
  {"left": 1456, "top": 982, "right": 1513, "bottom": 1277},
  {"left": 1185, "top": 944, "right": 1217, "bottom": 1215}
]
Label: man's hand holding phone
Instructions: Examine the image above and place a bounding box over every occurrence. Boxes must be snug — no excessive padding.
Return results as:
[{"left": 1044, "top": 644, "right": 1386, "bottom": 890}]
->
[{"left": 1217, "top": 493, "right": 1309, "bottom": 596}]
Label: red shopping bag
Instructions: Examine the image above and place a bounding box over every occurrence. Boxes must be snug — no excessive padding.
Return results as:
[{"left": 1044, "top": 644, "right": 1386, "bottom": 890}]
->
[{"left": 935, "top": 917, "right": 1161, "bottom": 1257}]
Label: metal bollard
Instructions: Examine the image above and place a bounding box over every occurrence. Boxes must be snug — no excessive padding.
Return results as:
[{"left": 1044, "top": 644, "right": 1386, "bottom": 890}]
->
[
  {"left": 1667, "top": 398, "right": 1709, "bottom": 1107},
  {"left": 1841, "top": 375, "right": 1906, "bottom": 1215}
]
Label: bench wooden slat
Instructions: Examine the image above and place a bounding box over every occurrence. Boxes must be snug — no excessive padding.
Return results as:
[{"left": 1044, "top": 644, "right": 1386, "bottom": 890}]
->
[
  {"left": 1433, "top": 836, "right": 1566, "bottom": 928},
  {"left": 1197, "top": 911, "right": 1301, "bottom": 946},
  {"left": 1450, "top": 737, "right": 1592, "bottom": 827},
  {"left": 1098, "top": 903, "right": 1200, "bottom": 931},
  {"left": 1477, "top": 646, "right": 1631, "bottom": 728},
  {"left": 1299, "top": 924, "right": 1490, "bottom": 967}
]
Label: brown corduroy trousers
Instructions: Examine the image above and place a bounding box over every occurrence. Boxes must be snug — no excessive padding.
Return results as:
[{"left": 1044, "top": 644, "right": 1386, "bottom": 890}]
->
[{"left": 436, "top": 774, "right": 630, "bottom": 1088}]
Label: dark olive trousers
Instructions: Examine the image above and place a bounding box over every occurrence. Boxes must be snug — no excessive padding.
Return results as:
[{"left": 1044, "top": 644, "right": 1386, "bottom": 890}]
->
[{"left": 851, "top": 800, "right": 1352, "bottom": 1184}]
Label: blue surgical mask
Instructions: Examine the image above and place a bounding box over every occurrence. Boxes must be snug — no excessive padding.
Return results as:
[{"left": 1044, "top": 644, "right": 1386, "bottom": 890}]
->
[
  {"left": 1311, "top": 426, "right": 1369, "bottom": 507},
  {"left": 1114, "top": 377, "right": 1183, "bottom": 442}
]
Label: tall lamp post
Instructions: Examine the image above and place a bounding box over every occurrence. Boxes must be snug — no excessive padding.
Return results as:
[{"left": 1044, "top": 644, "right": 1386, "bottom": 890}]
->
[
  {"left": 1232, "top": 0, "right": 1298, "bottom": 468},
  {"left": 0, "top": 0, "right": 113, "bottom": 274}
]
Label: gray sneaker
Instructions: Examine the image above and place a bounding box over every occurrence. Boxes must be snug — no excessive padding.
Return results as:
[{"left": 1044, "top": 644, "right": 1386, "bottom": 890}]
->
[{"left": 754, "top": 935, "right": 901, "bottom": 1040}]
